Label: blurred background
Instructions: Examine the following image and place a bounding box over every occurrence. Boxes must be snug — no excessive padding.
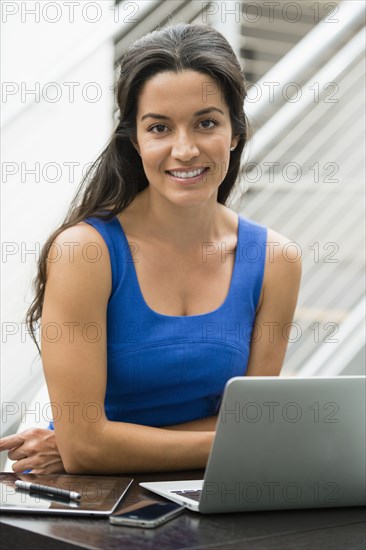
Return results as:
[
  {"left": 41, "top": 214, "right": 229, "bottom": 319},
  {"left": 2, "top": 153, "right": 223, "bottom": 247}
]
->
[{"left": 1, "top": 1, "right": 365, "bottom": 469}]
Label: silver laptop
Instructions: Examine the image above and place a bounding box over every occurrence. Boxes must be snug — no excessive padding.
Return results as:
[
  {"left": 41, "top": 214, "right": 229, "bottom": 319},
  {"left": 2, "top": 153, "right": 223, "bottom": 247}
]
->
[{"left": 140, "top": 376, "right": 366, "bottom": 513}]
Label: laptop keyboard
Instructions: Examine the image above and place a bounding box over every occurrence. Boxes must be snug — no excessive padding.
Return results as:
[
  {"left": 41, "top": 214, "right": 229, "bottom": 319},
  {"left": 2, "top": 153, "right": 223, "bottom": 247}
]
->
[{"left": 170, "top": 489, "right": 202, "bottom": 502}]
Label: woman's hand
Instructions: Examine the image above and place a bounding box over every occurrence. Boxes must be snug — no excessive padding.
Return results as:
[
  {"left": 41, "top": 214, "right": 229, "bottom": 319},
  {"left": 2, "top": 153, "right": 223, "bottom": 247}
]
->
[{"left": 0, "top": 428, "right": 65, "bottom": 474}]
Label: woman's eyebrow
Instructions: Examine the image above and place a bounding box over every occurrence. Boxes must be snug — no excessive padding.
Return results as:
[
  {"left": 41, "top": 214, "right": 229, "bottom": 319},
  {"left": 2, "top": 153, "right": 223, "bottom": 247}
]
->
[{"left": 140, "top": 106, "right": 224, "bottom": 122}]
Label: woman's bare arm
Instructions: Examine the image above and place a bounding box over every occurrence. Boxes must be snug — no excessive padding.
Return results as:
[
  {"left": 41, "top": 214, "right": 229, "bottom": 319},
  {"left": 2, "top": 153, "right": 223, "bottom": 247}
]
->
[
  {"left": 41, "top": 223, "right": 213, "bottom": 474},
  {"left": 245, "top": 228, "right": 302, "bottom": 376},
  {"left": 162, "top": 416, "right": 218, "bottom": 431}
]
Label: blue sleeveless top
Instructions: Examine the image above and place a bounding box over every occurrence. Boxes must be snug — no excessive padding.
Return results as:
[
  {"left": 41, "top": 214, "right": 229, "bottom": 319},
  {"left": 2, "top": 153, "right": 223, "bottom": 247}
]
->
[
  {"left": 48, "top": 214, "right": 267, "bottom": 429},
  {"left": 84, "top": 216, "right": 267, "bottom": 427}
]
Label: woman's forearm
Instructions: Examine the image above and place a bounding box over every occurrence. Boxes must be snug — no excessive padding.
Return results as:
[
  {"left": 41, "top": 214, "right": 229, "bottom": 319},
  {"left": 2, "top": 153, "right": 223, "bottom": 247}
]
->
[
  {"left": 60, "top": 421, "right": 214, "bottom": 474},
  {"left": 162, "top": 415, "right": 218, "bottom": 431}
]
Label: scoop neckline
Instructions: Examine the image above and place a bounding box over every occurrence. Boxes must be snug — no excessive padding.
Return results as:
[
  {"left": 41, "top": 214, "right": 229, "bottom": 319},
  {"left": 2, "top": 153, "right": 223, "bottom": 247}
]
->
[{"left": 114, "top": 214, "right": 241, "bottom": 319}]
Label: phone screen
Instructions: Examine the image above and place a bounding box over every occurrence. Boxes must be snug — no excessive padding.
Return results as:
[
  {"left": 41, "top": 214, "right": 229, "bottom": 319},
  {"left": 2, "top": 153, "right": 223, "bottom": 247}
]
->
[{"left": 116, "top": 502, "right": 181, "bottom": 521}]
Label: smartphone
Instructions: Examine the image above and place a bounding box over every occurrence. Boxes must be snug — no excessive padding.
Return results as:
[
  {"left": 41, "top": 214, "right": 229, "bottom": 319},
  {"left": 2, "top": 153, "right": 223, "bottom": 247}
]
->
[{"left": 109, "top": 499, "right": 185, "bottom": 528}]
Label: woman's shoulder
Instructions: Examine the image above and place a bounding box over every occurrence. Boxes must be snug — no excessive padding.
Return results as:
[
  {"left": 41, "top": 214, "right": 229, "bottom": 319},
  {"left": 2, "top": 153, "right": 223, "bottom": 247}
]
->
[
  {"left": 245, "top": 223, "right": 302, "bottom": 312},
  {"left": 261, "top": 226, "right": 302, "bottom": 299},
  {"left": 237, "top": 212, "right": 267, "bottom": 232},
  {"left": 46, "top": 221, "right": 112, "bottom": 296},
  {"left": 50, "top": 220, "right": 111, "bottom": 258},
  {"left": 266, "top": 226, "right": 302, "bottom": 263}
]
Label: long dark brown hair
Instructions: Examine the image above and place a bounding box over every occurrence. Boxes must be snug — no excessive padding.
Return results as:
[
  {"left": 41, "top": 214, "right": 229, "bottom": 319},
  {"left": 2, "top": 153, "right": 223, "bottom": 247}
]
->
[{"left": 26, "top": 23, "right": 250, "bottom": 354}]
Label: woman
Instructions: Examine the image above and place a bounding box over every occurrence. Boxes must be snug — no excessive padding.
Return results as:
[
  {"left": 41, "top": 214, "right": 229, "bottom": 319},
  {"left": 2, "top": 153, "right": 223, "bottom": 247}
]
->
[{"left": 0, "top": 24, "right": 301, "bottom": 474}]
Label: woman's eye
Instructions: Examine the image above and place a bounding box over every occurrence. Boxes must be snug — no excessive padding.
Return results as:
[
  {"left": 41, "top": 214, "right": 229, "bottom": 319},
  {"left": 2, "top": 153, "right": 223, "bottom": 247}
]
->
[
  {"left": 149, "top": 124, "right": 168, "bottom": 134},
  {"left": 147, "top": 118, "right": 218, "bottom": 134},
  {"left": 200, "top": 119, "right": 218, "bottom": 129}
]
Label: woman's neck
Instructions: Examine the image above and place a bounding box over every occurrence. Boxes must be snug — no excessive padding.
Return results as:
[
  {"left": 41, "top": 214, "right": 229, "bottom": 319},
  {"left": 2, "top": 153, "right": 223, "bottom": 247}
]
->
[{"left": 133, "top": 188, "right": 233, "bottom": 250}]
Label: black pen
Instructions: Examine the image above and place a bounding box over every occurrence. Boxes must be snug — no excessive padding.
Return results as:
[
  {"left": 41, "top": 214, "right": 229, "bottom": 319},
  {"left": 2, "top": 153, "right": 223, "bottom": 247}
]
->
[
  {"left": 28, "top": 491, "right": 81, "bottom": 507},
  {"left": 14, "top": 480, "right": 81, "bottom": 501}
]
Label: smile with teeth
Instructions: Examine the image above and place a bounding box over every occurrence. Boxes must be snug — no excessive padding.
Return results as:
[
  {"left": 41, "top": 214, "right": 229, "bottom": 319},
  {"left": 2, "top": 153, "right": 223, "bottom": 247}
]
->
[{"left": 167, "top": 168, "right": 207, "bottom": 179}]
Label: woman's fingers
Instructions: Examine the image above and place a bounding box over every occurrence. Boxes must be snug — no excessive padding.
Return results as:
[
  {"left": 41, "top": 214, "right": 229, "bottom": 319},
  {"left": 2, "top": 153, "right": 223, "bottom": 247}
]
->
[
  {"left": 7, "top": 447, "right": 28, "bottom": 461},
  {"left": 11, "top": 457, "right": 34, "bottom": 473},
  {"left": 0, "top": 434, "right": 26, "bottom": 451},
  {"left": 11, "top": 456, "right": 65, "bottom": 474},
  {"left": 1, "top": 429, "right": 65, "bottom": 474}
]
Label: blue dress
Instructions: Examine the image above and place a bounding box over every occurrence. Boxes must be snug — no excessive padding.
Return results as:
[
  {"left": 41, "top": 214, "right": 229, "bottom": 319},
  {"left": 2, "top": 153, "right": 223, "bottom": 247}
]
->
[{"left": 48, "top": 213, "right": 267, "bottom": 428}]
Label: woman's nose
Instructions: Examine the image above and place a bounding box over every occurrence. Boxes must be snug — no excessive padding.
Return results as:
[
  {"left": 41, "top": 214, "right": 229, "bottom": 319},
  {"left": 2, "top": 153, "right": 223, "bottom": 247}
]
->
[{"left": 171, "top": 132, "right": 200, "bottom": 161}]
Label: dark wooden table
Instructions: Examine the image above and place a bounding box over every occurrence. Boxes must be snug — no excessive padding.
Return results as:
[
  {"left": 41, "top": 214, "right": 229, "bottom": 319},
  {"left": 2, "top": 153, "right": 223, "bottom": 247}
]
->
[{"left": 1, "top": 469, "right": 365, "bottom": 550}]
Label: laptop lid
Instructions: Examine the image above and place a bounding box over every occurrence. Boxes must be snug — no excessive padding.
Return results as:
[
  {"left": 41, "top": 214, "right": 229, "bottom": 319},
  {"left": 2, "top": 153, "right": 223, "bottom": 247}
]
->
[
  {"left": 0, "top": 473, "right": 133, "bottom": 516},
  {"left": 199, "top": 376, "right": 366, "bottom": 513}
]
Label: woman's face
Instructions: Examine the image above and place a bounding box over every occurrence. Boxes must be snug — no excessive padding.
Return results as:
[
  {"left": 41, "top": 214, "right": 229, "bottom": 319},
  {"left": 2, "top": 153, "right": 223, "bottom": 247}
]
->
[{"left": 132, "top": 70, "right": 239, "bottom": 208}]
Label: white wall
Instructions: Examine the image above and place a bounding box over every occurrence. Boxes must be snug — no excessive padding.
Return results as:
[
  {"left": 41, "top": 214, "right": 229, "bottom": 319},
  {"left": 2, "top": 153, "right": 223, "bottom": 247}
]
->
[{"left": 1, "top": 1, "right": 116, "bottom": 450}]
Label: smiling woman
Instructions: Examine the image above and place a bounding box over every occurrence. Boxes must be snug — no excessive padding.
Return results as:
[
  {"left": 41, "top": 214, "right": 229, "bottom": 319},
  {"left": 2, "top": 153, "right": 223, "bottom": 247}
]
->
[
  {"left": 0, "top": 23, "right": 301, "bottom": 474},
  {"left": 132, "top": 71, "right": 238, "bottom": 209}
]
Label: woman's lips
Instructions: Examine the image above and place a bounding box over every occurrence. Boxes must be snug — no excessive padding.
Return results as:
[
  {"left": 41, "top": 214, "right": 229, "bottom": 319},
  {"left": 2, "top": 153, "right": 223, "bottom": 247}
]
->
[{"left": 166, "top": 167, "right": 209, "bottom": 184}]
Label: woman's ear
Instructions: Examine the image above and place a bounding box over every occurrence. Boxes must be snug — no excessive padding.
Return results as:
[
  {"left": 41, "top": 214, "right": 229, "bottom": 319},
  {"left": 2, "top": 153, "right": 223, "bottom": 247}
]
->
[
  {"left": 130, "top": 139, "right": 140, "bottom": 156},
  {"left": 231, "top": 134, "right": 240, "bottom": 150}
]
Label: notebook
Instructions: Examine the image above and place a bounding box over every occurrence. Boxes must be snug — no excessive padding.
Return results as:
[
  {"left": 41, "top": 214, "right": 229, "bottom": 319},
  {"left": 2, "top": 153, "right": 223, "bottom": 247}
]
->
[
  {"left": 0, "top": 473, "right": 133, "bottom": 516},
  {"left": 140, "top": 376, "right": 366, "bottom": 513}
]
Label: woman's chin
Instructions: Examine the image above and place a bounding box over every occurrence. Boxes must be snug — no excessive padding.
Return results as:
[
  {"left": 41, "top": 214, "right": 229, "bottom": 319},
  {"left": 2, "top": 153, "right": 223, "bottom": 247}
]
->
[{"left": 164, "top": 187, "right": 218, "bottom": 208}]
